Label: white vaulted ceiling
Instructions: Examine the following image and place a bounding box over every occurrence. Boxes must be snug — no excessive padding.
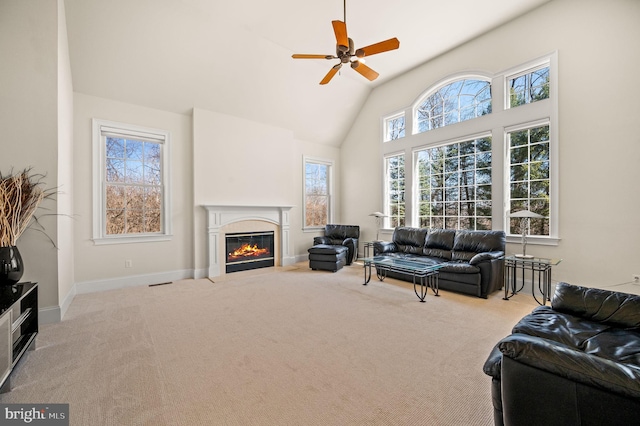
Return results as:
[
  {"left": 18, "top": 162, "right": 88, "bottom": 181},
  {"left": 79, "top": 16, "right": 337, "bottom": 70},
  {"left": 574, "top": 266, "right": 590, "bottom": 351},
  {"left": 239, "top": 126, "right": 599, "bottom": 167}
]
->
[{"left": 64, "top": 0, "right": 550, "bottom": 146}]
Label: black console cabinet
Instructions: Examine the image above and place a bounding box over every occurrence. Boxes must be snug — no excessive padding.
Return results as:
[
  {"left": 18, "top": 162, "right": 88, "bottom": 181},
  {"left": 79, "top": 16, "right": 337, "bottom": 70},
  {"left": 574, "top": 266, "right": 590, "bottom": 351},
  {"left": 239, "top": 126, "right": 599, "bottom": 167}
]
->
[{"left": 0, "top": 282, "right": 38, "bottom": 393}]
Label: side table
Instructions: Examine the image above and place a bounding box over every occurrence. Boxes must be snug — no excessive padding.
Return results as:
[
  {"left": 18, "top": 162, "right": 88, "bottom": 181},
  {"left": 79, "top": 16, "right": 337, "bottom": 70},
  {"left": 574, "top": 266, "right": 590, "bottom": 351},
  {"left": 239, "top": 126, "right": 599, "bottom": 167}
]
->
[{"left": 503, "top": 256, "right": 562, "bottom": 305}]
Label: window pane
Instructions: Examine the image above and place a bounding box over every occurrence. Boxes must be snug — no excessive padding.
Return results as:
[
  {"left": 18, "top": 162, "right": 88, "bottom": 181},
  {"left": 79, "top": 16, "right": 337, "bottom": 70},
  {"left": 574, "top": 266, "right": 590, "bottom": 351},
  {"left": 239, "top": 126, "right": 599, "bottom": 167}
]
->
[
  {"left": 385, "top": 115, "right": 405, "bottom": 141},
  {"left": 415, "top": 79, "right": 491, "bottom": 134},
  {"left": 416, "top": 136, "right": 492, "bottom": 230},
  {"left": 104, "top": 137, "right": 163, "bottom": 235},
  {"left": 304, "top": 161, "right": 331, "bottom": 227},
  {"left": 509, "top": 66, "right": 550, "bottom": 108},
  {"left": 507, "top": 125, "right": 550, "bottom": 236},
  {"left": 385, "top": 154, "right": 405, "bottom": 228}
]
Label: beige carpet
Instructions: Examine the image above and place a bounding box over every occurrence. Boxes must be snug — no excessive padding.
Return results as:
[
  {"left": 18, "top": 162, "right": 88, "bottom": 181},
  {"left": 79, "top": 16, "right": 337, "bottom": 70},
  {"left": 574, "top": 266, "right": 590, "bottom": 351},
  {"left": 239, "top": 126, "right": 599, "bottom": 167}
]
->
[{"left": 0, "top": 262, "right": 536, "bottom": 425}]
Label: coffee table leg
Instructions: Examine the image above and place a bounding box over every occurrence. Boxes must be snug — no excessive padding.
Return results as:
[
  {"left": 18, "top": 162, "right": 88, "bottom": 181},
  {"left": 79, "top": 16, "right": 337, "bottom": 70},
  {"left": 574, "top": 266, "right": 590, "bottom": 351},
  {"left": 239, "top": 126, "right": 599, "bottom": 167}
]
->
[
  {"left": 414, "top": 274, "right": 427, "bottom": 302},
  {"left": 363, "top": 261, "right": 372, "bottom": 285},
  {"left": 429, "top": 273, "right": 440, "bottom": 297}
]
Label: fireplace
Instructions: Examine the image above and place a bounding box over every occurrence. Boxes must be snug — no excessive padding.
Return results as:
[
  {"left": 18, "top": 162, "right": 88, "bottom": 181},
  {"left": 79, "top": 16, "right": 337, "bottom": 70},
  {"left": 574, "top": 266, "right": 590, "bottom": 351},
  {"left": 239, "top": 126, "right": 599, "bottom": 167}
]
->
[
  {"left": 203, "top": 205, "right": 294, "bottom": 278},
  {"left": 225, "top": 231, "right": 275, "bottom": 273}
]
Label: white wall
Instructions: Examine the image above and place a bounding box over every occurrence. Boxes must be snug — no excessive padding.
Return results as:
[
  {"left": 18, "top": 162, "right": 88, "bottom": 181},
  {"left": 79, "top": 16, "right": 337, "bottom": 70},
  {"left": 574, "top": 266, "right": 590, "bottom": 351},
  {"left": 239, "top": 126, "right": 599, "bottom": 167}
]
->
[
  {"left": 0, "top": 0, "right": 61, "bottom": 316},
  {"left": 57, "top": 0, "right": 75, "bottom": 319},
  {"left": 341, "top": 0, "right": 640, "bottom": 292},
  {"left": 192, "top": 108, "right": 341, "bottom": 276},
  {"left": 72, "top": 93, "right": 194, "bottom": 291}
]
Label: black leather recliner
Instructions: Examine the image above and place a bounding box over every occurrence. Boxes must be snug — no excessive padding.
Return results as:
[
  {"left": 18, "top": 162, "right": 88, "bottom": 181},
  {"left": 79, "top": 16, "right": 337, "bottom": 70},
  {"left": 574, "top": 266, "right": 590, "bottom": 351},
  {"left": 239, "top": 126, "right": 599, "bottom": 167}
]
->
[
  {"left": 312, "top": 224, "right": 360, "bottom": 265},
  {"left": 483, "top": 282, "right": 640, "bottom": 426}
]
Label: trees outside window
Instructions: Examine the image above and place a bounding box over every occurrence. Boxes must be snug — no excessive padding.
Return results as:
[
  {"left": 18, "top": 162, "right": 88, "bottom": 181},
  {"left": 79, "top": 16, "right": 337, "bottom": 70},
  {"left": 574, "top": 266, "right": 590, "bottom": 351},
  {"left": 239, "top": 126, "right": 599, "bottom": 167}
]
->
[
  {"left": 380, "top": 54, "right": 557, "bottom": 243},
  {"left": 92, "top": 119, "right": 171, "bottom": 244},
  {"left": 416, "top": 137, "right": 492, "bottom": 230},
  {"left": 415, "top": 79, "right": 491, "bottom": 133},
  {"left": 508, "top": 66, "right": 549, "bottom": 108},
  {"left": 385, "top": 154, "right": 405, "bottom": 228},
  {"left": 384, "top": 113, "right": 405, "bottom": 141},
  {"left": 304, "top": 158, "right": 333, "bottom": 228},
  {"left": 507, "top": 124, "right": 550, "bottom": 236}
]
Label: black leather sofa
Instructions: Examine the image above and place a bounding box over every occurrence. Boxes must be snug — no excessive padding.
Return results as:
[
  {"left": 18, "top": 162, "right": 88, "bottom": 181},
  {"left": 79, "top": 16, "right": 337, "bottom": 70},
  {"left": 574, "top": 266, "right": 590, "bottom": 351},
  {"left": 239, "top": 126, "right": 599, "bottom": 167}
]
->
[
  {"left": 373, "top": 227, "right": 505, "bottom": 298},
  {"left": 483, "top": 282, "right": 640, "bottom": 426}
]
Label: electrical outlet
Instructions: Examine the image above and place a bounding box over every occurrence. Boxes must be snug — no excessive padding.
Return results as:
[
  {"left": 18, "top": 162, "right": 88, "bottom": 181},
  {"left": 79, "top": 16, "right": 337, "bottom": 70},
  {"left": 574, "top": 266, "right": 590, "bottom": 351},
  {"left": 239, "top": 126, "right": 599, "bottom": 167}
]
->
[
  {"left": 125, "top": 260, "right": 133, "bottom": 268},
  {"left": 634, "top": 274, "right": 640, "bottom": 283}
]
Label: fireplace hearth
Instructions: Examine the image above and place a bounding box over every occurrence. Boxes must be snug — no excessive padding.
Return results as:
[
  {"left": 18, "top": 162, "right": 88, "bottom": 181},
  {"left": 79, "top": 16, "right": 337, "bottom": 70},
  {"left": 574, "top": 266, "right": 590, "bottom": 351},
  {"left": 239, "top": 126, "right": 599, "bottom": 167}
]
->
[{"left": 225, "top": 231, "right": 275, "bottom": 273}]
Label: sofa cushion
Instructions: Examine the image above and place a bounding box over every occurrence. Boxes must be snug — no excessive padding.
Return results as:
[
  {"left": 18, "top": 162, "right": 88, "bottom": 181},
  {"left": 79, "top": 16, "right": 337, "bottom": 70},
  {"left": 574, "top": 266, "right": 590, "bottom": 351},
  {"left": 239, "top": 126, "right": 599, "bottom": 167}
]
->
[
  {"left": 308, "top": 244, "right": 348, "bottom": 255},
  {"left": 452, "top": 230, "right": 506, "bottom": 261},
  {"left": 513, "top": 306, "right": 611, "bottom": 351},
  {"left": 438, "top": 262, "right": 480, "bottom": 274},
  {"left": 392, "top": 227, "right": 428, "bottom": 255},
  {"left": 423, "top": 229, "right": 455, "bottom": 259},
  {"left": 552, "top": 282, "right": 640, "bottom": 328}
]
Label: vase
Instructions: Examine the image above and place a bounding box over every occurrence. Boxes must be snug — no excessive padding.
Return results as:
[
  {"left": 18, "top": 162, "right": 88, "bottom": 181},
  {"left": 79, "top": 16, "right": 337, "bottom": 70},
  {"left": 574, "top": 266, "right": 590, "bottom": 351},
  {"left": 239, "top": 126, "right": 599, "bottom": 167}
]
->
[{"left": 0, "top": 246, "right": 24, "bottom": 285}]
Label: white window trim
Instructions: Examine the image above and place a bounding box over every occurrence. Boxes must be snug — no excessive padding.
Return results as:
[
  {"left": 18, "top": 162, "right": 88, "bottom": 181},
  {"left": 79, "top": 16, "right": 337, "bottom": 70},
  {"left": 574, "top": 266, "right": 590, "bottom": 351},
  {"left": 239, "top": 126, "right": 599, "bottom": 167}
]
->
[
  {"left": 92, "top": 118, "right": 172, "bottom": 245},
  {"left": 303, "top": 156, "right": 334, "bottom": 232}
]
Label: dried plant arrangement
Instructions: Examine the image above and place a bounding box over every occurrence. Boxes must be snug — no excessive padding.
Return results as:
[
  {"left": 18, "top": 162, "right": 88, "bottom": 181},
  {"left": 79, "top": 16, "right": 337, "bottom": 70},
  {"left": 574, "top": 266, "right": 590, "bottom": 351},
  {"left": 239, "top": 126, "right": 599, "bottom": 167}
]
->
[{"left": 0, "top": 169, "right": 52, "bottom": 247}]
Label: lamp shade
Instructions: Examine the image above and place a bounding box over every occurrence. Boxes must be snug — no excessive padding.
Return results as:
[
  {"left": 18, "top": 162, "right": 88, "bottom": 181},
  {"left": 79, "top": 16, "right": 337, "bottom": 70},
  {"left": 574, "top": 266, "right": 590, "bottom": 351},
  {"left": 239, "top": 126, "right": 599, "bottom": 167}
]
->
[{"left": 509, "top": 210, "right": 544, "bottom": 219}]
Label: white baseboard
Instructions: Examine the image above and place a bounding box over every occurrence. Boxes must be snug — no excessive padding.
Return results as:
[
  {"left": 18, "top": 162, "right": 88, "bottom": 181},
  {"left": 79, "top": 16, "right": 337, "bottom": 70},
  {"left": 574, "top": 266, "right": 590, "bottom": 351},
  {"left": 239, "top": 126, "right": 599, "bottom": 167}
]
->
[
  {"left": 39, "top": 305, "right": 62, "bottom": 325},
  {"left": 39, "top": 269, "right": 194, "bottom": 323},
  {"left": 75, "top": 269, "right": 194, "bottom": 294}
]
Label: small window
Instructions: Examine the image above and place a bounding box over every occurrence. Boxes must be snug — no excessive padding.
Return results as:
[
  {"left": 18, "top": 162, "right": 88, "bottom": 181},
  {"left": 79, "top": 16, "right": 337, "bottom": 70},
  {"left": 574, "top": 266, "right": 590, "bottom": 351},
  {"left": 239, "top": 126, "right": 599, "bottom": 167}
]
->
[
  {"left": 304, "top": 158, "right": 333, "bottom": 228},
  {"left": 415, "top": 78, "right": 491, "bottom": 133},
  {"left": 508, "top": 65, "right": 549, "bottom": 108},
  {"left": 384, "top": 113, "right": 405, "bottom": 141},
  {"left": 416, "top": 136, "right": 492, "bottom": 230},
  {"left": 384, "top": 154, "right": 405, "bottom": 228},
  {"left": 92, "top": 119, "right": 171, "bottom": 244},
  {"left": 507, "top": 124, "right": 550, "bottom": 236}
]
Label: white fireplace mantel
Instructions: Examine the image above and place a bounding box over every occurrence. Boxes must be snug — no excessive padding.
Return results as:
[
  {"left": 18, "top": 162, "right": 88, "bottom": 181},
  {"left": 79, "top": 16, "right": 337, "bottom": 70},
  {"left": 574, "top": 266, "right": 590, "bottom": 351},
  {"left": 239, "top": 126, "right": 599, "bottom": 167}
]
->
[{"left": 203, "top": 204, "right": 295, "bottom": 277}]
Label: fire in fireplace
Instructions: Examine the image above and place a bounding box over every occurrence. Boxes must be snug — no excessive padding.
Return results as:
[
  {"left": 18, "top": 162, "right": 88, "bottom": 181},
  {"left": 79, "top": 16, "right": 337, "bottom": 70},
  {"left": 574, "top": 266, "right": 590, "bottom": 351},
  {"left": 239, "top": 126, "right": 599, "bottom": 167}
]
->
[{"left": 225, "top": 231, "right": 275, "bottom": 273}]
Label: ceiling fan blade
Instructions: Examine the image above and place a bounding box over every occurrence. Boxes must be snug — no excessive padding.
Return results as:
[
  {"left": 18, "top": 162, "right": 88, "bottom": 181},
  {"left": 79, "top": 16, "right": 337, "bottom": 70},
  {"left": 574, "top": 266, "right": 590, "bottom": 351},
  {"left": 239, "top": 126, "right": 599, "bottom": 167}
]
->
[
  {"left": 350, "top": 61, "right": 379, "bottom": 81},
  {"left": 320, "top": 64, "right": 342, "bottom": 85},
  {"left": 292, "top": 54, "right": 334, "bottom": 59},
  {"left": 332, "top": 20, "right": 349, "bottom": 50},
  {"left": 355, "top": 37, "right": 400, "bottom": 58}
]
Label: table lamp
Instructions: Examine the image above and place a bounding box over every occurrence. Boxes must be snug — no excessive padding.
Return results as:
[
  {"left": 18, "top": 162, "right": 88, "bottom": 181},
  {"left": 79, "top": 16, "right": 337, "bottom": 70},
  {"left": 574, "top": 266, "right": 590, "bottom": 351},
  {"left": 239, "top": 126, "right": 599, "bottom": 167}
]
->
[
  {"left": 369, "top": 212, "right": 387, "bottom": 241},
  {"left": 510, "top": 210, "right": 544, "bottom": 258}
]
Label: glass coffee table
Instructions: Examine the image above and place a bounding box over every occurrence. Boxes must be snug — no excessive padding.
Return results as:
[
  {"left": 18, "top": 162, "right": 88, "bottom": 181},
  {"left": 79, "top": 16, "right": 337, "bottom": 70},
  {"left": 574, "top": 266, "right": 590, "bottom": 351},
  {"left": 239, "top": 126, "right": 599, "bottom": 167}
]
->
[{"left": 363, "top": 256, "right": 444, "bottom": 302}]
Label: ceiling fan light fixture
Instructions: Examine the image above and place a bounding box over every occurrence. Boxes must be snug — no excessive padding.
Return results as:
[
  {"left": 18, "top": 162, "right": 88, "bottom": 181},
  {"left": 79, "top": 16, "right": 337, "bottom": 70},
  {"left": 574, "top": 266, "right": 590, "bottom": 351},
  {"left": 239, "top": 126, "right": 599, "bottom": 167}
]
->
[{"left": 291, "top": 0, "right": 399, "bottom": 85}]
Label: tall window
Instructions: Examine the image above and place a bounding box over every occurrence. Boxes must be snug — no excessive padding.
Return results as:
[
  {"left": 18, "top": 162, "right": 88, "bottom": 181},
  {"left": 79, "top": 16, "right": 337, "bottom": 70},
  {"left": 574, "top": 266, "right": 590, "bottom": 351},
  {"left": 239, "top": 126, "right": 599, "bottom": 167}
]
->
[
  {"left": 384, "top": 113, "right": 406, "bottom": 141},
  {"left": 507, "top": 124, "right": 550, "bottom": 236},
  {"left": 416, "top": 137, "right": 492, "bottom": 230},
  {"left": 92, "top": 119, "right": 171, "bottom": 244},
  {"left": 385, "top": 154, "right": 405, "bottom": 228},
  {"left": 508, "top": 66, "right": 550, "bottom": 108},
  {"left": 304, "top": 158, "right": 333, "bottom": 228},
  {"left": 415, "top": 79, "right": 491, "bottom": 133}
]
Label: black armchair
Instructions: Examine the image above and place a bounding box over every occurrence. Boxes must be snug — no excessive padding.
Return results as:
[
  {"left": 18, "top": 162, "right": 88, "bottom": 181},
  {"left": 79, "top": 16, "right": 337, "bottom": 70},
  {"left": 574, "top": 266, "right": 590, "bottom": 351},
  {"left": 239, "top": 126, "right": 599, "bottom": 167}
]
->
[
  {"left": 312, "top": 224, "right": 360, "bottom": 265},
  {"left": 483, "top": 283, "right": 640, "bottom": 426}
]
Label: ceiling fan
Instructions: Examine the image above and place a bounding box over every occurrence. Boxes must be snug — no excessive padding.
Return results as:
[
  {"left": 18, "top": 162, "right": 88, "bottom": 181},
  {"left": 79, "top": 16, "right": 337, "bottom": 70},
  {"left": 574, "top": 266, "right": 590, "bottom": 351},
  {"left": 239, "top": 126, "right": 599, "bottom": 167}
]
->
[{"left": 292, "top": 0, "right": 400, "bottom": 85}]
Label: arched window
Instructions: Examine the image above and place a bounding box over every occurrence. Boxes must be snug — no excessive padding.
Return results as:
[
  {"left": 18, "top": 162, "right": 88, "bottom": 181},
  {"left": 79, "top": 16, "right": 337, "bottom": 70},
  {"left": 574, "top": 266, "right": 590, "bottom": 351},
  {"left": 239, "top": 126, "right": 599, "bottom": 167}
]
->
[{"left": 414, "top": 79, "right": 491, "bottom": 133}]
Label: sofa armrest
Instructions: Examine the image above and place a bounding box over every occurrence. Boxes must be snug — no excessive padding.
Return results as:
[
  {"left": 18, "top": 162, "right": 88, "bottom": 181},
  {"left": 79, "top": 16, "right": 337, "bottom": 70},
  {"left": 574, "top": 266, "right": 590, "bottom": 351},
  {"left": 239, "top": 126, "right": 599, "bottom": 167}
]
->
[
  {"left": 498, "top": 333, "right": 640, "bottom": 400},
  {"left": 313, "top": 236, "right": 330, "bottom": 245},
  {"left": 373, "top": 241, "right": 396, "bottom": 255},
  {"left": 469, "top": 250, "right": 504, "bottom": 265}
]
